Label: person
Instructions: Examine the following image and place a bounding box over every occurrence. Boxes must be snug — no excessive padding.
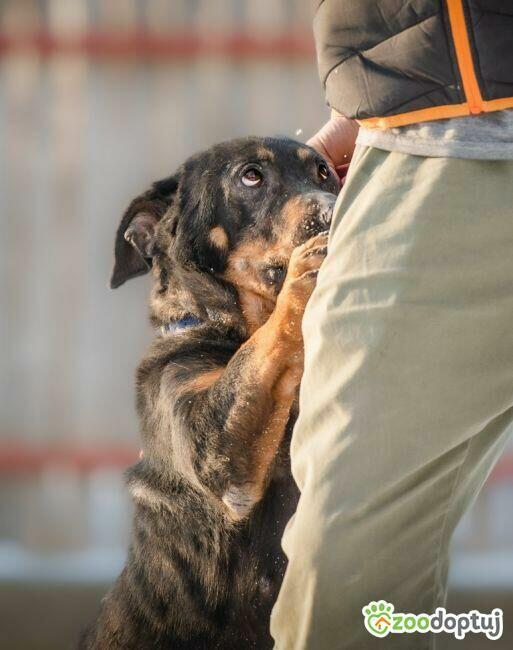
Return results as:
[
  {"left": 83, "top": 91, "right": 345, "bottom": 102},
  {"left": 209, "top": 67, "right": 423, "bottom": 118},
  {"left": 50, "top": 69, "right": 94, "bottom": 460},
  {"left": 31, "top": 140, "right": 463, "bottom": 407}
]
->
[{"left": 270, "top": 1, "right": 513, "bottom": 648}]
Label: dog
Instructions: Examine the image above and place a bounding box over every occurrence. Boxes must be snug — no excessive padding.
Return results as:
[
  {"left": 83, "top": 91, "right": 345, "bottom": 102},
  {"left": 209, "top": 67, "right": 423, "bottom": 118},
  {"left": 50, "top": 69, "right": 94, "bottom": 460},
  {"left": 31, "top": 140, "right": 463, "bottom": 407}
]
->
[{"left": 80, "top": 136, "right": 338, "bottom": 649}]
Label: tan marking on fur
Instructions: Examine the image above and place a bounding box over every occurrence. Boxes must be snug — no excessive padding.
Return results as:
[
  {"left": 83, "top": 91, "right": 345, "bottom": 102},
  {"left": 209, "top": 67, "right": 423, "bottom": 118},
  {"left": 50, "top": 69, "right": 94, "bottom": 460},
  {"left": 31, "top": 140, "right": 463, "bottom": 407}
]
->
[
  {"left": 223, "top": 237, "right": 283, "bottom": 334},
  {"left": 251, "top": 386, "right": 297, "bottom": 485},
  {"left": 233, "top": 286, "right": 275, "bottom": 335},
  {"left": 279, "top": 195, "right": 310, "bottom": 233},
  {"left": 183, "top": 367, "right": 224, "bottom": 393},
  {"left": 223, "top": 371, "right": 299, "bottom": 522},
  {"left": 296, "top": 146, "right": 311, "bottom": 161},
  {"left": 209, "top": 226, "right": 229, "bottom": 250},
  {"left": 272, "top": 363, "right": 303, "bottom": 401},
  {"left": 256, "top": 146, "right": 276, "bottom": 161}
]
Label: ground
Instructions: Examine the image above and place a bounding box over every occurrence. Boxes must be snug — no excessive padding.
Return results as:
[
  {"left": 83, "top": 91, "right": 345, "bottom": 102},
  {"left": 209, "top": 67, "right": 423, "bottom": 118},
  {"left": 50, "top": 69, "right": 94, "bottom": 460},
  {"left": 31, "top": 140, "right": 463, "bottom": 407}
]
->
[{"left": 0, "top": 583, "right": 511, "bottom": 649}]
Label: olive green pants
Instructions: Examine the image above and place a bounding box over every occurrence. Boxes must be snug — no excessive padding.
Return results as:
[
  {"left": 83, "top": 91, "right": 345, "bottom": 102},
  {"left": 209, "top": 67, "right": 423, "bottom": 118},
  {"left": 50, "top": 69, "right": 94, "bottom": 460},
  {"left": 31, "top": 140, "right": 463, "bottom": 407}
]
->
[{"left": 270, "top": 146, "right": 513, "bottom": 649}]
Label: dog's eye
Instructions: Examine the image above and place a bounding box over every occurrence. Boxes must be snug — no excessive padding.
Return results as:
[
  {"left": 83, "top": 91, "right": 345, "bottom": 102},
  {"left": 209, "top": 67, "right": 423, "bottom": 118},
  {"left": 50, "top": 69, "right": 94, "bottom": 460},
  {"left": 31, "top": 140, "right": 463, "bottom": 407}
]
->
[
  {"left": 317, "top": 162, "right": 330, "bottom": 181},
  {"left": 241, "top": 167, "right": 263, "bottom": 188}
]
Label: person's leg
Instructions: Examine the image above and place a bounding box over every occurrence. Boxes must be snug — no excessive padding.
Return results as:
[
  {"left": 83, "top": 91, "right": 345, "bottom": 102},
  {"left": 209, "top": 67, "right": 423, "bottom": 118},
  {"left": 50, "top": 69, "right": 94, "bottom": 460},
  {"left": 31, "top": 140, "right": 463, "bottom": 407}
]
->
[{"left": 270, "top": 147, "right": 513, "bottom": 649}]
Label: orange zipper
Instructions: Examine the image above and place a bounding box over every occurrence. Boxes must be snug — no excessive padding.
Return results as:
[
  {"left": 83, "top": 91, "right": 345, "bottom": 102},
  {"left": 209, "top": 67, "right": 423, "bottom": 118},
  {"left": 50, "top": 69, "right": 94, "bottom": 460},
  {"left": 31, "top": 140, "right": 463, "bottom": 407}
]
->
[
  {"left": 446, "top": 0, "right": 484, "bottom": 114},
  {"left": 358, "top": 0, "right": 513, "bottom": 129}
]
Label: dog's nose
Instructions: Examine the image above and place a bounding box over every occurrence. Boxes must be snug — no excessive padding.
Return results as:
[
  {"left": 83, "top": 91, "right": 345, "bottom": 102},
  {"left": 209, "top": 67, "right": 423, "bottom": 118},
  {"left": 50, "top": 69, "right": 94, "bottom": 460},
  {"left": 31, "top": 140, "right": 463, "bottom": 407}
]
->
[
  {"left": 293, "top": 192, "right": 338, "bottom": 244},
  {"left": 303, "top": 192, "right": 336, "bottom": 228},
  {"left": 318, "top": 193, "right": 336, "bottom": 226}
]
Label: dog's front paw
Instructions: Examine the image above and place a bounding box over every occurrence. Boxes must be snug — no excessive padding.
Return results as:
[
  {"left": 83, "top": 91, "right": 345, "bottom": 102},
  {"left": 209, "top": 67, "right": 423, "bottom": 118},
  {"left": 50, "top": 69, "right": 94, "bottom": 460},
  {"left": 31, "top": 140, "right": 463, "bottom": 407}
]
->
[
  {"left": 282, "top": 231, "right": 328, "bottom": 307},
  {"left": 273, "top": 232, "right": 328, "bottom": 342}
]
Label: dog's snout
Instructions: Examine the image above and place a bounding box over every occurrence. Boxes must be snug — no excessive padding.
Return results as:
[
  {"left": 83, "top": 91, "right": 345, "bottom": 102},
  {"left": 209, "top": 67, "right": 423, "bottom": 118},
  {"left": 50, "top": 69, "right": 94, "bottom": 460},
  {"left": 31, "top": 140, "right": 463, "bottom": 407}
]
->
[
  {"left": 302, "top": 192, "right": 336, "bottom": 230},
  {"left": 291, "top": 191, "right": 337, "bottom": 245},
  {"left": 318, "top": 193, "right": 336, "bottom": 225}
]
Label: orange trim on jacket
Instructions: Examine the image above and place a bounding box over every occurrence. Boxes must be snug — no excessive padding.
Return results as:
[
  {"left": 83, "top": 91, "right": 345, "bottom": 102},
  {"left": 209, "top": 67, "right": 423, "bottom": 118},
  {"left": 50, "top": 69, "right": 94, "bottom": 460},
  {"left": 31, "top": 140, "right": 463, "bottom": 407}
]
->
[{"left": 356, "top": 0, "right": 513, "bottom": 130}]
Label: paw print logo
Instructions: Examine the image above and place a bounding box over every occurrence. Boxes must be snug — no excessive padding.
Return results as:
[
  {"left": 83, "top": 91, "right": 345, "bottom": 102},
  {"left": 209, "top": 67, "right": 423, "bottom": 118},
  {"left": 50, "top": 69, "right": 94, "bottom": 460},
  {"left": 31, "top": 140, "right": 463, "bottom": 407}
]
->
[{"left": 362, "top": 600, "right": 394, "bottom": 637}]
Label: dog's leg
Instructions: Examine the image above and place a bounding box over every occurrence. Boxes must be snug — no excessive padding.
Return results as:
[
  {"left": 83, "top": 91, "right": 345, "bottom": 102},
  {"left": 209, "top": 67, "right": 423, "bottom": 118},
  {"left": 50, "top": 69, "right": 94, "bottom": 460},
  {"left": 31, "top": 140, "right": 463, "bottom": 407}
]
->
[{"left": 139, "top": 233, "right": 327, "bottom": 520}]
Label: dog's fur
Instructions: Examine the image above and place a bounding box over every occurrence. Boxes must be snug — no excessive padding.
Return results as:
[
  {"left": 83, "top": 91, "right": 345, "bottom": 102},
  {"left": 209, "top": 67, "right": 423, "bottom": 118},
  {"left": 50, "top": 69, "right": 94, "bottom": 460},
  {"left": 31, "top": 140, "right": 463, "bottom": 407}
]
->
[{"left": 80, "top": 137, "right": 338, "bottom": 649}]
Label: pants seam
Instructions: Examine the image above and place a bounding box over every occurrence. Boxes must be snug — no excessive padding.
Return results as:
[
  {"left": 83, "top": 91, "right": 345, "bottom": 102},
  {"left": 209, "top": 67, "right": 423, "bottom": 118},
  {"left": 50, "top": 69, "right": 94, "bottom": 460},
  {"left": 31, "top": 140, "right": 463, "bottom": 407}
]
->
[{"left": 430, "top": 436, "right": 474, "bottom": 629}]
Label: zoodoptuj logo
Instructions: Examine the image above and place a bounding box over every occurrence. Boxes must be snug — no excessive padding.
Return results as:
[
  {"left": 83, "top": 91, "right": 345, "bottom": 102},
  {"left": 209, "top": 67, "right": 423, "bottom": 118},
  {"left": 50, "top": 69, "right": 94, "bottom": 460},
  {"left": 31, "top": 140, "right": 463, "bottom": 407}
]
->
[
  {"left": 363, "top": 601, "right": 394, "bottom": 637},
  {"left": 362, "top": 600, "right": 503, "bottom": 641}
]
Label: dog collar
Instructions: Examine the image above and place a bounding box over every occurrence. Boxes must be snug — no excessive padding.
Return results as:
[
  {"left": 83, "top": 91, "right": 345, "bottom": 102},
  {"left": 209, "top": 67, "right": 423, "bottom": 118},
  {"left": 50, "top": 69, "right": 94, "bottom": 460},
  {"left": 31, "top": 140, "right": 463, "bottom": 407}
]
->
[{"left": 161, "top": 315, "right": 202, "bottom": 335}]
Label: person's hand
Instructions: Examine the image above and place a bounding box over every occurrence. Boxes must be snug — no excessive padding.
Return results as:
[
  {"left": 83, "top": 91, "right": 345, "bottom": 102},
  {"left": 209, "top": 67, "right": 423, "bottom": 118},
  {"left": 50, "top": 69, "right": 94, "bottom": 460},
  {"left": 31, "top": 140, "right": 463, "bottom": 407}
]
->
[{"left": 307, "top": 115, "right": 359, "bottom": 186}]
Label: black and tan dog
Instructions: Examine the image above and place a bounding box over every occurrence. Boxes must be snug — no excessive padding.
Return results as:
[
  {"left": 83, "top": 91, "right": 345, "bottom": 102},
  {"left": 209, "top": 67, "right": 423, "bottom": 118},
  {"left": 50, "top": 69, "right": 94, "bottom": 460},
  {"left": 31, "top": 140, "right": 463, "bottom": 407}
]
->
[{"left": 80, "top": 137, "right": 338, "bottom": 649}]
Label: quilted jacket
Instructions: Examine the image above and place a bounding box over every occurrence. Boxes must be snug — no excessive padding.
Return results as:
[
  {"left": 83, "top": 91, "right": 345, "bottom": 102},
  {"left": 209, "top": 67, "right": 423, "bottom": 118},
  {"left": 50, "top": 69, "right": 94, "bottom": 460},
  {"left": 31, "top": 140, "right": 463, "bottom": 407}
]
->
[{"left": 314, "top": 0, "right": 513, "bottom": 128}]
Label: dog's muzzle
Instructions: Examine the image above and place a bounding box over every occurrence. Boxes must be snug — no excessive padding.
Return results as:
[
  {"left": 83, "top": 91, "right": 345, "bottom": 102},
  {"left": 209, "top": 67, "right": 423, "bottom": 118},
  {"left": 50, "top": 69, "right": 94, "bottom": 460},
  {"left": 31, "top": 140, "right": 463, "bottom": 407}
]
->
[{"left": 298, "top": 191, "right": 337, "bottom": 239}]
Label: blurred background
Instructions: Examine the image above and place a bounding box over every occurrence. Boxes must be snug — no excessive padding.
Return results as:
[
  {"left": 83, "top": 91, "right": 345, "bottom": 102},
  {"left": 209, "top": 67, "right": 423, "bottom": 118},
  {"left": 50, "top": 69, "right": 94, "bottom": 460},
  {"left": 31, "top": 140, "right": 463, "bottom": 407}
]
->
[{"left": 1, "top": 1, "right": 512, "bottom": 648}]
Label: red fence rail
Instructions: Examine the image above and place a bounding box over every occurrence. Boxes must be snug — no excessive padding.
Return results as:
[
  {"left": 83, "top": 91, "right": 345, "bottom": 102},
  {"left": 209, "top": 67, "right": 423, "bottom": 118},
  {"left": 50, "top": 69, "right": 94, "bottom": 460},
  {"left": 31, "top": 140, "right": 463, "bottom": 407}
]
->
[
  {"left": 0, "top": 31, "right": 315, "bottom": 60},
  {"left": 0, "top": 442, "right": 512, "bottom": 485},
  {"left": 0, "top": 442, "right": 139, "bottom": 473}
]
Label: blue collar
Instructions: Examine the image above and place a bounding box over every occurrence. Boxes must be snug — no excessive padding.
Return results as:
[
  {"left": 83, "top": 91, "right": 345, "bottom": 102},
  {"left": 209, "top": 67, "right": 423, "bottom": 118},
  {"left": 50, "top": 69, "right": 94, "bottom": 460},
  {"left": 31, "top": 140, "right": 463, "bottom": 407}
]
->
[{"left": 161, "top": 315, "right": 202, "bottom": 336}]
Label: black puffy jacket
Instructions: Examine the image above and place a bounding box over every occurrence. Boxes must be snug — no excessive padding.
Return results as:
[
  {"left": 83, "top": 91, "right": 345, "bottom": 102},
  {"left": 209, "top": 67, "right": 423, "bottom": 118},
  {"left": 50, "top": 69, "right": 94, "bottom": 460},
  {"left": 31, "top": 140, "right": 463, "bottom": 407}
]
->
[{"left": 314, "top": 0, "right": 513, "bottom": 129}]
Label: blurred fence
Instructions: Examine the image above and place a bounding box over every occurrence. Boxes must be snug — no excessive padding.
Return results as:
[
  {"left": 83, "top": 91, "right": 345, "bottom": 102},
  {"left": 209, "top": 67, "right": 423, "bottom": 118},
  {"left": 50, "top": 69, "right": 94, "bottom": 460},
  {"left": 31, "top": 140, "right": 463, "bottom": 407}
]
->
[
  {"left": 0, "top": 0, "right": 329, "bottom": 583},
  {"left": 1, "top": 0, "right": 513, "bottom": 602},
  {"left": 1, "top": 0, "right": 323, "bottom": 445}
]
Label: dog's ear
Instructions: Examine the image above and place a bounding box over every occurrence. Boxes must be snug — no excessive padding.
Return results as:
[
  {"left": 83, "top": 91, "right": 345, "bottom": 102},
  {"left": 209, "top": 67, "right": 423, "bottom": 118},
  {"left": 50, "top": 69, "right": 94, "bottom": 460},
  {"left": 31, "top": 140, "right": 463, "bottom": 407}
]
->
[{"left": 110, "top": 176, "right": 179, "bottom": 289}]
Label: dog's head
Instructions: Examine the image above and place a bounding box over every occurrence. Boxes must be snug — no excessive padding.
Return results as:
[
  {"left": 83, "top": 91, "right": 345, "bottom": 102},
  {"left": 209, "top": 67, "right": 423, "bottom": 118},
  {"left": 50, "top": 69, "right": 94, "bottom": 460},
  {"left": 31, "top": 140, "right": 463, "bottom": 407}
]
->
[{"left": 111, "top": 137, "right": 338, "bottom": 333}]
